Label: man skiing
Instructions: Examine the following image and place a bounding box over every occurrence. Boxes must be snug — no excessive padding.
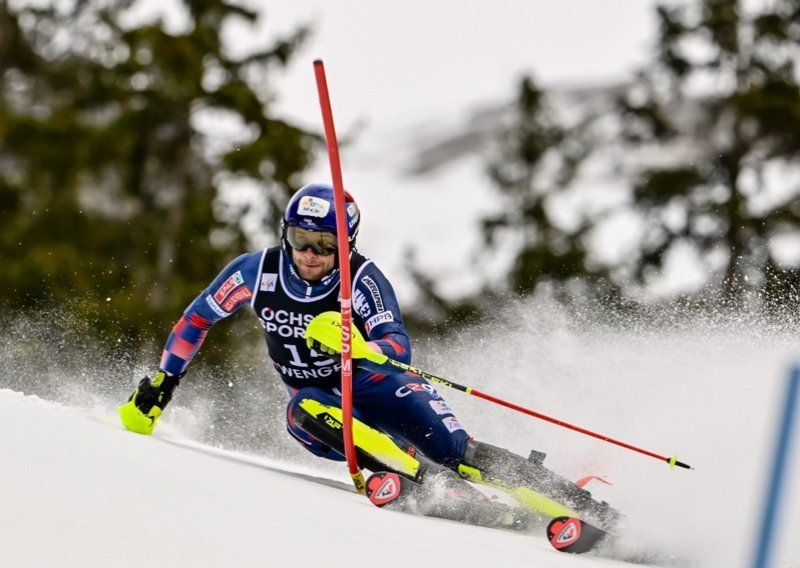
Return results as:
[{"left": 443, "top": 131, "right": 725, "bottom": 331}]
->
[{"left": 119, "top": 182, "right": 614, "bottom": 531}]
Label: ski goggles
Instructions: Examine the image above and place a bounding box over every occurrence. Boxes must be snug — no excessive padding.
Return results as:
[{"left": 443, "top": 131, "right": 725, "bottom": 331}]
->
[{"left": 286, "top": 226, "right": 338, "bottom": 256}]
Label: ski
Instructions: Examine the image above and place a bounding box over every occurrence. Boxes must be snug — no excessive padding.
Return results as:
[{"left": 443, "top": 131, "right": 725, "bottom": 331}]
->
[
  {"left": 367, "top": 471, "right": 612, "bottom": 555},
  {"left": 546, "top": 516, "right": 608, "bottom": 554},
  {"left": 365, "top": 471, "right": 532, "bottom": 531}
]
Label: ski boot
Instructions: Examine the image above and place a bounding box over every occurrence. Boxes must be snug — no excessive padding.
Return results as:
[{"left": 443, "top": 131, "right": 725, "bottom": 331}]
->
[{"left": 459, "top": 440, "right": 620, "bottom": 530}]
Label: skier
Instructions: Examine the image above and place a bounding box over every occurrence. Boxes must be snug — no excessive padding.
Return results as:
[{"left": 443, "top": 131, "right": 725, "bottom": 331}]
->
[{"left": 119, "top": 182, "right": 612, "bottom": 528}]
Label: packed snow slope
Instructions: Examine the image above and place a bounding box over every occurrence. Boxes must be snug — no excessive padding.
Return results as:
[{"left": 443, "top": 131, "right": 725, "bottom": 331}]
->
[
  {"left": 1, "top": 300, "right": 799, "bottom": 568},
  {"left": 1, "top": 390, "right": 649, "bottom": 568}
]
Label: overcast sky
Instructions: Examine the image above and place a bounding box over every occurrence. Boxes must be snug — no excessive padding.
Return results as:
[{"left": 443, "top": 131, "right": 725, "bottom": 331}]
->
[
  {"left": 226, "top": 2, "right": 665, "bottom": 298},
  {"left": 128, "top": 0, "right": 669, "bottom": 298},
  {"left": 257, "top": 1, "right": 662, "bottom": 130}
]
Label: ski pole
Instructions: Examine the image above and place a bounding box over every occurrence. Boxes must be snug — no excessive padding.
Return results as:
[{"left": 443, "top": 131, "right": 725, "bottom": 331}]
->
[
  {"left": 306, "top": 312, "right": 693, "bottom": 470},
  {"left": 384, "top": 358, "right": 693, "bottom": 470}
]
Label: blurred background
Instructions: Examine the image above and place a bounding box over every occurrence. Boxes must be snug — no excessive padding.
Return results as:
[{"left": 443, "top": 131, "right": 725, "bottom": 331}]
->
[
  {"left": 3, "top": 0, "right": 800, "bottom": 433},
  {"left": 3, "top": 0, "right": 799, "bottom": 342},
  {"left": 2, "top": 2, "right": 800, "bottom": 564}
]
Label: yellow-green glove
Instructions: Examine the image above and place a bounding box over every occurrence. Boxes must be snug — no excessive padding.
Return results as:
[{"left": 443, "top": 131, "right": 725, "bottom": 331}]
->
[
  {"left": 118, "top": 371, "right": 183, "bottom": 435},
  {"left": 304, "top": 311, "right": 388, "bottom": 365}
]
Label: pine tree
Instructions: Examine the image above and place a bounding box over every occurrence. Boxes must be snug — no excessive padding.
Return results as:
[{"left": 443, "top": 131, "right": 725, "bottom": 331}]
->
[
  {"left": 481, "top": 76, "right": 593, "bottom": 297},
  {"left": 0, "top": 1, "right": 314, "bottom": 344},
  {"left": 616, "top": 0, "right": 800, "bottom": 308}
]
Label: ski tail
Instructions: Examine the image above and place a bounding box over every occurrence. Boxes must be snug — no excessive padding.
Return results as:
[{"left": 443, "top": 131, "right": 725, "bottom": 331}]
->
[{"left": 575, "top": 475, "right": 613, "bottom": 489}]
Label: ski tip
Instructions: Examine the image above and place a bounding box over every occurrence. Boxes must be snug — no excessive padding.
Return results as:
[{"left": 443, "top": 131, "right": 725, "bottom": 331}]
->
[
  {"left": 548, "top": 516, "right": 584, "bottom": 552},
  {"left": 365, "top": 472, "right": 404, "bottom": 508}
]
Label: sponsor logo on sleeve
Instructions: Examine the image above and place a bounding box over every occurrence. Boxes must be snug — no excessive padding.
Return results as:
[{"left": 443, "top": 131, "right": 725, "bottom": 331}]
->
[
  {"left": 441, "top": 416, "right": 464, "bottom": 434},
  {"left": 259, "top": 273, "right": 277, "bottom": 292},
  {"left": 361, "top": 276, "right": 385, "bottom": 312},
  {"left": 297, "top": 196, "right": 330, "bottom": 218},
  {"left": 214, "top": 271, "right": 244, "bottom": 303},
  {"left": 429, "top": 400, "right": 453, "bottom": 416},
  {"left": 353, "top": 289, "right": 371, "bottom": 318},
  {"left": 205, "top": 295, "right": 229, "bottom": 318},
  {"left": 221, "top": 285, "right": 253, "bottom": 312},
  {"left": 365, "top": 311, "right": 394, "bottom": 333}
]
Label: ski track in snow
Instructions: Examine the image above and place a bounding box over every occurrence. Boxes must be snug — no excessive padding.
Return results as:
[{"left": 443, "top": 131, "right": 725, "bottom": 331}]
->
[{"left": 2, "top": 303, "right": 800, "bottom": 568}]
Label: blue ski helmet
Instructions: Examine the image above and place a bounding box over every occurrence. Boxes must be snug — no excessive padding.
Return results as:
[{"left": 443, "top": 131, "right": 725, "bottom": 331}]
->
[{"left": 281, "top": 183, "right": 360, "bottom": 250}]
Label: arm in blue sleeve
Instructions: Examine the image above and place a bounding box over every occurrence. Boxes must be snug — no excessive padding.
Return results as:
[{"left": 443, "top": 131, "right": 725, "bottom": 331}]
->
[
  {"left": 159, "top": 252, "right": 262, "bottom": 375},
  {"left": 352, "top": 262, "right": 412, "bottom": 373}
]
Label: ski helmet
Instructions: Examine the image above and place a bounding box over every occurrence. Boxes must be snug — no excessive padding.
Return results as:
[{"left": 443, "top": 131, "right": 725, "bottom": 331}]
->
[{"left": 281, "top": 183, "right": 360, "bottom": 253}]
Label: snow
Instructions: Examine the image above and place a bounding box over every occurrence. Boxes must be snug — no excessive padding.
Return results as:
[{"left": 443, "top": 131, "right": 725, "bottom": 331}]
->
[
  {"left": 3, "top": 303, "right": 800, "bottom": 568},
  {"left": 0, "top": 389, "right": 629, "bottom": 568},
  {"left": 6, "top": 3, "right": 800, "bottom": 566}
]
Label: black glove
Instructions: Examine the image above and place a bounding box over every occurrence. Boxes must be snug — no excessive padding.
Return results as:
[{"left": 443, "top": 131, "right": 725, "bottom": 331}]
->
[
  {"left": 130, "top": 370, "right": 183, "bottom": 414},
  {"left": 119, "top": 370, "right": 184, "bottom": 435}
]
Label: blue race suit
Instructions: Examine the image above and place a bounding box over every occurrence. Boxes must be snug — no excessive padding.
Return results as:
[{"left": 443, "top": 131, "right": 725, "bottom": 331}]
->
[{"left": 158, "top": 246, "right": 470, "bottom": 467}]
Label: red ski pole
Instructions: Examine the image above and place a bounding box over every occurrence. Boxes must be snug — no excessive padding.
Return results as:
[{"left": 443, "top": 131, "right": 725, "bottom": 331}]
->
[
  {"left": 313, "top": 60, "right": 366, "bottom": 494},
  {"left": 306, "top": 307, "right": 694, "bottom": 471},
  {"left": 334, "top": 335, "right": 692, "bottom": 470}
]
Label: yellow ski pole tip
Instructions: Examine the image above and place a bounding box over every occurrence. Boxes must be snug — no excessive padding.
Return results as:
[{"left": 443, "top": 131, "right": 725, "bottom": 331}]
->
[{"left": 667, "top": 454, "right": 693, "bottom": 470}]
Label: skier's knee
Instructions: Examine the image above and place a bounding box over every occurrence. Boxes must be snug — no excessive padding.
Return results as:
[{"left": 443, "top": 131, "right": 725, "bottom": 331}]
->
[
  {"left": 285, "top": 387, "right": 345, "bottom": 461},
  {"left": 286, "top": 423, "right": 346, "bottom": 461},
  {"left": 287, "top": 387, "right": 338, "bottom": 413},
  {"left": 415, "top": 428, "right": 470, "bottom": 470}
]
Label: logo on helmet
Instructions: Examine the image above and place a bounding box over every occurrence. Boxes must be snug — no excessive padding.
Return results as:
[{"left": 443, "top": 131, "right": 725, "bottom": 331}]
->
[
  {"left": 347, "top": 202, "right": 359, "bottom": 229},
  {"left": 297, "top": 196, "right": 330, "bottom": 218}
]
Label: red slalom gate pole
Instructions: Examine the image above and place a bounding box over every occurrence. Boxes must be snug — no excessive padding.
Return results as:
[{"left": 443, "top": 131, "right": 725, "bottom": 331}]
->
[{"left": 313, "top": 59, "right": 365, "bottom": 493}]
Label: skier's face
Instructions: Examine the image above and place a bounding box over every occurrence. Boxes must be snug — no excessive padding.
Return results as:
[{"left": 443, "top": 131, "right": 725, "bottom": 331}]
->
[{"left": 291, "top": 246, "right": 335, "bottom": 281}]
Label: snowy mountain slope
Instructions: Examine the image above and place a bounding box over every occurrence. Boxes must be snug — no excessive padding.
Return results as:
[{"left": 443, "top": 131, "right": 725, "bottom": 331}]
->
[{"left": 1, "top": 389, "right": 646, "bottom": 568}]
